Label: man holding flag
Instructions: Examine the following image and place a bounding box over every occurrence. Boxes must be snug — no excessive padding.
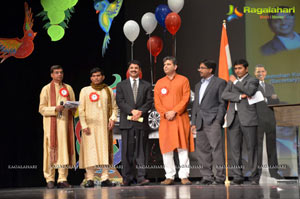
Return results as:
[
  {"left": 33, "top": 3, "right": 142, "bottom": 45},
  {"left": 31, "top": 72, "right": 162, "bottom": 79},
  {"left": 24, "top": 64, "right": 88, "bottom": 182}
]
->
[{"left": 221, "top": 59, "right": 260, "bottom": 185}]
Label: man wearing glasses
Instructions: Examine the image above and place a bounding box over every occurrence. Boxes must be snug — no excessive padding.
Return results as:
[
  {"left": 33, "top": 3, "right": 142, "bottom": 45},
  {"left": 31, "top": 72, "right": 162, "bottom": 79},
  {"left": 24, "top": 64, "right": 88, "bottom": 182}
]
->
[{"left": 191, "top": 59, "right": 227, "bottom": 185}]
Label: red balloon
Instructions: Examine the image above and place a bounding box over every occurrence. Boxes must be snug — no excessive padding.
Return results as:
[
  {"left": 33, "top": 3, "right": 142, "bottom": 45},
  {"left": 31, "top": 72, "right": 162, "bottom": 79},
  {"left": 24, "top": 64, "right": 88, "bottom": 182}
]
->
[
  {"left": 147, "top": 36, "right": 163, "bottom": 63},
  {"left": 165, "top": 12, "right": 181, "bottom": 35}
]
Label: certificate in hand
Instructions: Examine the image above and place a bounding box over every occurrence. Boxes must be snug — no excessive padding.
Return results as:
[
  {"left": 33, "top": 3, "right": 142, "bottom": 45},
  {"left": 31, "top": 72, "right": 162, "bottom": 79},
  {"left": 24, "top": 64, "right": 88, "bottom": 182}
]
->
[
  {"left": 64, "top": 101, "right": 80, "bottom": 109},
  {"left": 248, "top": 91, "right": 264, "bottom": 105},
  {"left": 127, "top": 115, "right": 143, "bottom": 123}
]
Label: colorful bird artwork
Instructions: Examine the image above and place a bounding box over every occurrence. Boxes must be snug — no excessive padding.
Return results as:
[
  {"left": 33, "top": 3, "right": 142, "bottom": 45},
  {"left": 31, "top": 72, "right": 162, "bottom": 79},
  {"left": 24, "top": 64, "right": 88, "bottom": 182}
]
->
[
  {"left": 94, "top": 0, "right": 123, "bottom": 56},
  {"left": 0, "top": 2, "right": 36, "bottom": 63}
]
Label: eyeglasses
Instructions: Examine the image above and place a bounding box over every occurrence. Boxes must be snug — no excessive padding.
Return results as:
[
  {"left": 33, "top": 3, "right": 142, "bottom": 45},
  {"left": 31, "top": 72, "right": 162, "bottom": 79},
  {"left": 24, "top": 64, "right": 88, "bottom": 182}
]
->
[
  {"left": 53, "top": 71, "right": 64, "bottom": 74},
  {"left": 198, "top": 67, "right": 209, "bottom": 70}
]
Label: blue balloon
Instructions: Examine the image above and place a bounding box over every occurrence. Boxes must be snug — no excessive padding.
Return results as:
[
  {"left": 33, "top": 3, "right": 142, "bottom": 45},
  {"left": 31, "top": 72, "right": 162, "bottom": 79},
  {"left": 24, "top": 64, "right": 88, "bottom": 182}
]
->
[{"left": 155, "top": 4, "right": 172, "bottom": 29}]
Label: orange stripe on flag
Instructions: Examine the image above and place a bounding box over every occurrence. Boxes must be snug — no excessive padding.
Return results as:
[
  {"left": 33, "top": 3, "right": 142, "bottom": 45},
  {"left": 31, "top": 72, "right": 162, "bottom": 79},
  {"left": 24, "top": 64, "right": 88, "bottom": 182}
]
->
[{"left": 218, "top": 22, "right": 232, "bottom": 82}]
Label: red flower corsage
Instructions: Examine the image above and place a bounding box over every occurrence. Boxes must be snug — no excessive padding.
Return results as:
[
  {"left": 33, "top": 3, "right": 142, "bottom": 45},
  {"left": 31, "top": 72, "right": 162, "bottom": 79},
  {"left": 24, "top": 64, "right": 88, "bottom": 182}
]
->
[
  {"left": 89, "top": 92, "right": 100, "bottom": 102},
  {"left": 59, "top": 88, "right": 69, "bottom": 97},
  {"left": 161, "top": 87, "right": 168, "bottom": 95}
]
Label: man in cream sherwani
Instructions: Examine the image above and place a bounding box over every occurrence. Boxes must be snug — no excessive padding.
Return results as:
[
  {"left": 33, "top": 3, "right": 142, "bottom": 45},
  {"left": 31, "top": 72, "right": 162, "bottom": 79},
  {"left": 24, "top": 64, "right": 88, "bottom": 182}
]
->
[{"left": 79, "top": 67, "right": 118, "bottom": 188}]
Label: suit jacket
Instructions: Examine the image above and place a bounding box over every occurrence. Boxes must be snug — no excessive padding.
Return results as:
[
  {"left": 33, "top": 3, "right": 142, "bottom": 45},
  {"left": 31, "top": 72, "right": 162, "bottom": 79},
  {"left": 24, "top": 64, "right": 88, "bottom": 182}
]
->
[
  {"left": 221, "top": 74, "right": 259, "bottom": 127},
  {"left": 256, "top": 82, "right": 280, "bottom": 127},
  {"left": 191, "top": 76, "right": 227, "bottom": 131},
  {"left": 116, "top": 79, "right": 153, "bottom": 130}
]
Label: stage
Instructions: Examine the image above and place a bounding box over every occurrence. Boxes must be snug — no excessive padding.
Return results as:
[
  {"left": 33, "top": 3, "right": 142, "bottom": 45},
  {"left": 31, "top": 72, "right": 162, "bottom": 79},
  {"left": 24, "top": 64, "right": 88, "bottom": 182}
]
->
[{"left": 0, "top": 182, "right": 299, "bottom": 199}]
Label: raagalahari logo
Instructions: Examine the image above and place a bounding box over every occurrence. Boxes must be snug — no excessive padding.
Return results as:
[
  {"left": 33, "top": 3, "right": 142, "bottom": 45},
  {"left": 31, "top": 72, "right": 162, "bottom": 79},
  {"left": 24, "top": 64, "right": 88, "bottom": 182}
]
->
[
  {"left": 227, "top": 5, "right": 296, "bottom": 22},
  {"left": 227, "top": 5, "right": 244, "bottom": 22}
]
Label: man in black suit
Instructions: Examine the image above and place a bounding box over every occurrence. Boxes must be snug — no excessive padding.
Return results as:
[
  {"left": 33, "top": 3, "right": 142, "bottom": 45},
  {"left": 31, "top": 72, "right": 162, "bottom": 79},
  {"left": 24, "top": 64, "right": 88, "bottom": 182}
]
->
[
  {"left": 116, "top": 60, "right": 153, "bottom": 186},
  {"left": 222, "top": 59, "right": 260, "bottom": 185},
  {"left": 191, "top": 59, "right": 227, "bottom": 185},
  {"left": 254, "top": 64, "right": 283, "bottom": 179}
]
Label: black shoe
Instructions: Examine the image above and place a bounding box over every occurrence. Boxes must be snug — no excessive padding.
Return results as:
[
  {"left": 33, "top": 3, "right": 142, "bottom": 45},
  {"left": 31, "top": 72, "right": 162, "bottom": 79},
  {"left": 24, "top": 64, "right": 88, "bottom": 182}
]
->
[
  {"left": 57, "top": 181, "right": 72, "bottom": 188},
  {"left": 137, "top": 179, "right": 150, "bottom": 186},
  {"left": 47, "top": 181, "right": 55, "bottom": 189},
  {"left": 199, "top": 179, "right": 213, "bottom": 185},
  {"left": 122, "top": 180, "right": 132, "bottom": 186},
  {"left": 84, "top": 180, "right": 94, "bottom": 188},
  {"left": 251, "top": 180, "right": 259, "bottom": 185},
  {"left": 101, "top": 179, "right": 116, "bottom": 187},
  {"left": 230, "top": 179, "right": 243, "bottom": 185},
  {"left": 212, "top": 180, "right": 224, "bottom": 185}
]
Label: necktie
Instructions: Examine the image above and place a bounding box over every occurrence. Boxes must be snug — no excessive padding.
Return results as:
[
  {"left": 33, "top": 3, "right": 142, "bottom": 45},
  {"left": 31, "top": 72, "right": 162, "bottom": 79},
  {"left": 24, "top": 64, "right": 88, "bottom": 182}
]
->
[
  {"left": 261, "top": 81, "right": 265, "bottom": 92},
  {"left": 133, "top": 79, "right": 138, "bottom": 103}
]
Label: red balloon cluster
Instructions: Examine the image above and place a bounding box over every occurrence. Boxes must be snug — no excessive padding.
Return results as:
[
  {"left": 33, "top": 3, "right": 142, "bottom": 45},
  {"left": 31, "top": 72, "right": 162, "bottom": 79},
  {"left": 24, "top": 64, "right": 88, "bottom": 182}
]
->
[
  {"left": 165, "top": 12, "right": 181, "bottom": 35},
  {"left": 147, "top": 36, "right": 163, "bottom": 63}
]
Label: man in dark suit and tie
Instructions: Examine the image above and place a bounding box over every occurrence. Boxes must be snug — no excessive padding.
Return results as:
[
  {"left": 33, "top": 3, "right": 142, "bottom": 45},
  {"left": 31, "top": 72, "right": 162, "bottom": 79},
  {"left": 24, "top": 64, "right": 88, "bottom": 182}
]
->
[
  {"left": 222, "top": 59, "right": 260, "bottom": 185},
  {"left": 254, "top": 64, "right": 283, "bottom": 179},
  {"left": 116, "top": 60, "right": 153, "bottom": 186},
  {"left": 191, "top": 59, "right": 227, "bottom": 185}
]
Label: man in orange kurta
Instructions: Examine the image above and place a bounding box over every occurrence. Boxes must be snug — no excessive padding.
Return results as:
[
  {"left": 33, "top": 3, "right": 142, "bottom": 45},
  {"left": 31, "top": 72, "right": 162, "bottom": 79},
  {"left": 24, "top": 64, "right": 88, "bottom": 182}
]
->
[{"left": 154, "top": 56, "right": 194, "bottom": 185}]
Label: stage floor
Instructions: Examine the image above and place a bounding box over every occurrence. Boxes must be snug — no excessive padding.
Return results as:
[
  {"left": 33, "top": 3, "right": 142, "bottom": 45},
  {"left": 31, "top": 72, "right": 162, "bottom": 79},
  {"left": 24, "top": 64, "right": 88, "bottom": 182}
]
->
[{"left": 0, "top": 183, "right": 299, "bottom": 199}]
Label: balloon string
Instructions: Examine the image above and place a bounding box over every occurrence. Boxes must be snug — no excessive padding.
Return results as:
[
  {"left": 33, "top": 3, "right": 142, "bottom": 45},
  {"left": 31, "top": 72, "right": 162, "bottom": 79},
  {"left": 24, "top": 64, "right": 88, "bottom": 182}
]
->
[
  {"left": 154, "top": 58, "right": 156, "bottom": 83},
  {"left": 175, "top": 34, "right": 177, "bottom": 57},
  {"left": 149, "top": 34, "right": 154, "bottom": 86},
  {"left": 131, "top": 42, "right": 134, "bottom": 60},
  {"left": 172, "top": 35, "right": 175, "bottom": 57}
]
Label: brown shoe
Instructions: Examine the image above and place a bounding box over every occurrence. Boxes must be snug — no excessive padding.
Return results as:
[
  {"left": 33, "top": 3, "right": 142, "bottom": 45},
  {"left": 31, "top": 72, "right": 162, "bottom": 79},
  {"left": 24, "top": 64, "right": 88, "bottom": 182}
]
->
[
  {"left": 47, "top": 181, "right": 55, "bottom": 189},
  {"left": 57, "top": 181, "right": 72, "bottom": 188},
  {"left": 160, "top": 179, "right": 174, "bottom": 185},
  {"left": 181, "top": 178, "right": 192, "bottom": 185}
]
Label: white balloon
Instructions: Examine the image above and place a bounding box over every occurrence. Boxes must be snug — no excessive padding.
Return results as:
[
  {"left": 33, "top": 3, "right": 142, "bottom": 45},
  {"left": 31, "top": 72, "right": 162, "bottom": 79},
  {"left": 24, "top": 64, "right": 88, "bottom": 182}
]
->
[
  {"left": 168, "top": 0, "right": 184, "bottom": 13},
  {"left": 123, "top": 20, "right": 140, "bottom": 43},
  {"left": 141, "top": 12, "right": 157, "bottom": 35}
]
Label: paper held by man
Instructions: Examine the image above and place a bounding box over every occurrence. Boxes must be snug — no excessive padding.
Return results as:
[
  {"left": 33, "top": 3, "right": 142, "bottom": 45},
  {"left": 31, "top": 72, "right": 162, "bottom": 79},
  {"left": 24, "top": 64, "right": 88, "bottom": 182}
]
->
[
  {"left": 64, "top": 101, "right": 80, "bottom": 109},
  {"left": 248, "top": 91, "right": 264, "bottom": 105},
  {"left": 127, "top": 115, "right": 143, "bottom": 123}
]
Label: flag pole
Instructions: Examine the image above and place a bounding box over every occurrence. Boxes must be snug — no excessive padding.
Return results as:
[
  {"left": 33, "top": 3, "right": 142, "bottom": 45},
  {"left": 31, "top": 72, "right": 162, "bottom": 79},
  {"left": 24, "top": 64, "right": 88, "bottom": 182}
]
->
[{"left": 223, "top": 19, "right": 230, "bottom": 187}]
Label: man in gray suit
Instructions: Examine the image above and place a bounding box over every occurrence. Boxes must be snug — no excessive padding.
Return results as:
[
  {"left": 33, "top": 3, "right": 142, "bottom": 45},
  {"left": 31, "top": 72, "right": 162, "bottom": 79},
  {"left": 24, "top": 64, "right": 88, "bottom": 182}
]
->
[
  {"left": 222, "top": 59, "right": 260, "bottom": 185},
  {"left": 116, "top": 60, "right": 153, "bottom": 186},
  {"left": 254, "top": 65, "right": 283, "bottom": 179},
  {"left": 191, "top": 59, "right": 227, "bottom": 185}
]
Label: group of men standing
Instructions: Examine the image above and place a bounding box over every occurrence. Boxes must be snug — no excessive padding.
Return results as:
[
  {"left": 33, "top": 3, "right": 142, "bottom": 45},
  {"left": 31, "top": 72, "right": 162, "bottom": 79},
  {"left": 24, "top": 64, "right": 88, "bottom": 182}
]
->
[{"left": 39, "top": 56, "right": 281, "bottom": 188}]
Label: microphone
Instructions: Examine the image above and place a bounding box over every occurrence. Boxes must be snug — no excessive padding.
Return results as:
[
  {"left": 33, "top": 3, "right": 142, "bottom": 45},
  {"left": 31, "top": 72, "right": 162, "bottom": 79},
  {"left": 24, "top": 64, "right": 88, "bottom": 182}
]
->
[{"left": 58, "top": 101, "right": 64, "bottom": 118}]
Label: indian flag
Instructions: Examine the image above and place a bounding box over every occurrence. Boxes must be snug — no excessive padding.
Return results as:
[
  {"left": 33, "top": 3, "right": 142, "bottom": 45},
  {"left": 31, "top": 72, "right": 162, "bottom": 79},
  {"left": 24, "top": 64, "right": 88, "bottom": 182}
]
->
[{"left": 218, "top": 21, "right": 232, "bottom": 81}]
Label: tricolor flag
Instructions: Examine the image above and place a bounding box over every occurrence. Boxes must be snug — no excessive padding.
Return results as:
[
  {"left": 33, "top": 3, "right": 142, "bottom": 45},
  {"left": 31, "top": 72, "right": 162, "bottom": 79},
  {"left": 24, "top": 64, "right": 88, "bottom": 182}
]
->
[
  {"left": 218, "top": 21, "right": 232, "bottom": 185},
  {"left": 218, "top": 21, "right": 232, "bottom": 81}
]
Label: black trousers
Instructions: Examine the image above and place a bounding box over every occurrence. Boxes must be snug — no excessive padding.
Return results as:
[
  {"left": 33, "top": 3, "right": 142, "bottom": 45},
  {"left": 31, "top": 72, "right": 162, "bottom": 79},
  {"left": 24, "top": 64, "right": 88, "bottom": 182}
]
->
[
  {"left": 257, "top": 122, "right": 279, "bottom": 177},
  {"left": 121, "top": 128, "right": 147, "bottom": 182},
  {"left": 228, "top": 113, "right": 259, "bottom": 181}
]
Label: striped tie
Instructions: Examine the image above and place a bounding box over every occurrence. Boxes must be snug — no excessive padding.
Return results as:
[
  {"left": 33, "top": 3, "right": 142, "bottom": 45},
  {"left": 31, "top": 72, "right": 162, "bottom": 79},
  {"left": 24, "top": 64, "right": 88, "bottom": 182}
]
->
[
  {"left": 133, "top": 79, "right": 138, "bottom": 103},
  {"left": 261, "top": 81, "right": 265, "bottom": 92}
]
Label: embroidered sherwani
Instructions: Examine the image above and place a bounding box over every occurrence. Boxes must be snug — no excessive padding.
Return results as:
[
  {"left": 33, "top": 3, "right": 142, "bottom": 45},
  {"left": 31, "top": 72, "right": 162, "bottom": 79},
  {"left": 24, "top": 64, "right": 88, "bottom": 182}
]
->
[
  {"left": 78, "top": 86, "right": 118, "bottom": 180},
  {"left": 39, "top": 82, "right": 76, "bottom": 183}
]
